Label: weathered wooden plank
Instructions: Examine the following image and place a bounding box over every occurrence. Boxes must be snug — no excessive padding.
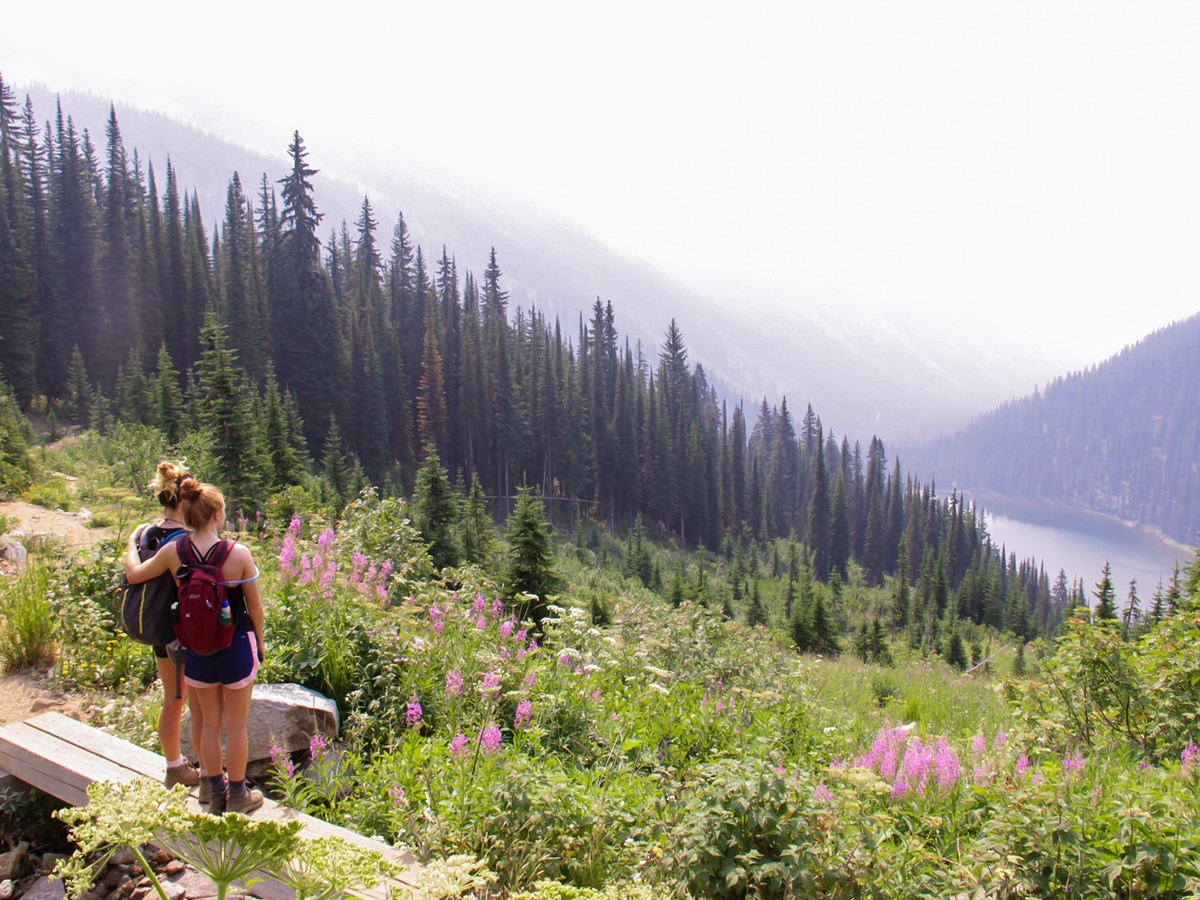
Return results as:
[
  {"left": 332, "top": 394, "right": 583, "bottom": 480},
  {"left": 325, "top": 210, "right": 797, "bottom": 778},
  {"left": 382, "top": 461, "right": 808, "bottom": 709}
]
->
[
  {"left": 0, "top": 720, "right": 141, "bottom": 805},
  {"left": 0, "top": 714, "right": 422, "bottom": 896},
  {"left": 26, "top": 711, "right": 166, "bottom": 778}
]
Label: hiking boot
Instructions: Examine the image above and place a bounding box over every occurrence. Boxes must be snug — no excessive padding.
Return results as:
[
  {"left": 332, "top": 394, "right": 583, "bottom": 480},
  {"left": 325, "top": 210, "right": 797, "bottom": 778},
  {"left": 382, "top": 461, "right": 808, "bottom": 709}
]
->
[
  {"left": 165, "top": 762, "right": 200, "bottom": 788},
  {"left": 207, "top": 790, "right": 227, "bottom": 816},
  {"left": 199, "top": 779, "right": 211, "bottom": 805},
  {"left": 225, "top": 788, "right": 264, "bottom": 815}
]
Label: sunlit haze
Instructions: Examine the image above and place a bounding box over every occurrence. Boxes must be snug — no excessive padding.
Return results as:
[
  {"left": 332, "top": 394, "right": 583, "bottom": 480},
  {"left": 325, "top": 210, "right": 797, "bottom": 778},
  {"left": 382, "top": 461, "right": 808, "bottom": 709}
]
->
[{"left": 4, "top": 1, "right": 1198, "bottom": 374}]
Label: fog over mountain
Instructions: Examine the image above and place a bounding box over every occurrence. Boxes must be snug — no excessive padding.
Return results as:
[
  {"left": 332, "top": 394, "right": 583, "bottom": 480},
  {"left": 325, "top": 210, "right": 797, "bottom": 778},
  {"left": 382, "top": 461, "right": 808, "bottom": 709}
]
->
[{"left": 27, "top": 84, "right": 1055, "bottom": 445}]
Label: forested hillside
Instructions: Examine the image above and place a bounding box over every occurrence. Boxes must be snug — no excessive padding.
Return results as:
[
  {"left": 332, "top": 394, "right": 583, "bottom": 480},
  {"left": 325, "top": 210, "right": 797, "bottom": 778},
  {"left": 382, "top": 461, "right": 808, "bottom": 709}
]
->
[
  {"left": 906, "top": 314, "right": 1200, "bottom": 545},
  {"left": 0, "top": 75, "right": 1078, "bottom": 644}
]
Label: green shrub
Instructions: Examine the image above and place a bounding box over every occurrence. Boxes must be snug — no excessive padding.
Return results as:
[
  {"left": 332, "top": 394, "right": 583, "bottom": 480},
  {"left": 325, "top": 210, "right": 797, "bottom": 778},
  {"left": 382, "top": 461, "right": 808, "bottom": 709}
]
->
[
  {"left": 0, "top": 561, "right": 57, "bottom": 669},
  {"left": 20, "top": 476, "right": 77, "bottom": 512}
]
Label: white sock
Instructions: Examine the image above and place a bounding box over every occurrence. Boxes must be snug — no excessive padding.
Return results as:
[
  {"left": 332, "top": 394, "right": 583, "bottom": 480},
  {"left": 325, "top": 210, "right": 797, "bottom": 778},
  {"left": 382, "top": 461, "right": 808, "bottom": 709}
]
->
[{"left": 167, "top": 756, "right": 186, "bottom": 768}]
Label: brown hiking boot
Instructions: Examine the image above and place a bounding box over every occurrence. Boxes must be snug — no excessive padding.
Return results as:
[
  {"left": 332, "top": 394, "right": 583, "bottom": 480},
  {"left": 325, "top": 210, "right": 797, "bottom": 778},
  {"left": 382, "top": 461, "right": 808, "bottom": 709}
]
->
[
  {"left": 208, "top": 790, "right": 227, "bottom": 816},
  {"left": 165, "top": 763, "right": 200, "bottom": 788},
  {"left": 199, "top": 778, "right": 211, "bottom": 805},
  {"left": 225, "top": 788, "right": 264, "bottom": 815}
]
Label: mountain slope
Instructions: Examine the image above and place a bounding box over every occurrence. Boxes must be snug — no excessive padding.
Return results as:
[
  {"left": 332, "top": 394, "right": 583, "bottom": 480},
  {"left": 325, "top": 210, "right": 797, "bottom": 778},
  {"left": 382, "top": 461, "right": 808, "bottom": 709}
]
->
[
  {"left": 25, "top": 82, "right": 1038, "bottom": 444},
  {"left": 903, "top": 314, "right": 1200, "bottom": 544}
]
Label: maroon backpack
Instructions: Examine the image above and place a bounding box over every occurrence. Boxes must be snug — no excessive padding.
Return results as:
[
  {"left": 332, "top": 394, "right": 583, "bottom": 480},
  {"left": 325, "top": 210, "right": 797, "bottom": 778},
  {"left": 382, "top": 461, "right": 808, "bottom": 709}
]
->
[{"left": 173, "top": 537, "right": 235, "bottom": 655}]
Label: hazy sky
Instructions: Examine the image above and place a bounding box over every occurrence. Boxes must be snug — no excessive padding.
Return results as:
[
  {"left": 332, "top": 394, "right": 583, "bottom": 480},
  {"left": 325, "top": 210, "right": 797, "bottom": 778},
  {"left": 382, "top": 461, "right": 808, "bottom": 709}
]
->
[{"left": 4, "top": 1, "right": 1198, "bottom": 370}]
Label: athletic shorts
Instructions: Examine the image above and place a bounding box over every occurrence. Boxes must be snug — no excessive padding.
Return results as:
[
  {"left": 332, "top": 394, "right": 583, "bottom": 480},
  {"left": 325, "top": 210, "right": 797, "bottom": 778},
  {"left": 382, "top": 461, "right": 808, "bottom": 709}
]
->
[{"left": 184, "top": 629, "right": 259, "bottom": 690}]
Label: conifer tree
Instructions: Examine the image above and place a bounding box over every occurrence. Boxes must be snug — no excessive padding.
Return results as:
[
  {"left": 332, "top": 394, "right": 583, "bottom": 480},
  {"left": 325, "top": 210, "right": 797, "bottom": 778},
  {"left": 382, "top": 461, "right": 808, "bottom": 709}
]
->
[
  {"left": 807, "top": 426, "right": 831, "bottom": 581},
  {"left": 195, "top": 311, "right": 269, "bottom": 511},
  {"left": 412, "top": 448, "right": 460, "bottom": 570},
  {"left": 1093, "top": 561, "right": 1117, "bottom": 621},
  {"left": 505, "top": 485, "right": 559, "bottom": 628},
  {"left": 272, "top": 131, "right": 340, "bottom": 451}
]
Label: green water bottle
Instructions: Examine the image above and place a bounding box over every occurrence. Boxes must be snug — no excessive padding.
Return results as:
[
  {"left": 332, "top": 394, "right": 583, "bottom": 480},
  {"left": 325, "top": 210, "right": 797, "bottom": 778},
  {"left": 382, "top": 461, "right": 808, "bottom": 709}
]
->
[{"left": 218, "top": 598, "right": 232, "bottom": 626}]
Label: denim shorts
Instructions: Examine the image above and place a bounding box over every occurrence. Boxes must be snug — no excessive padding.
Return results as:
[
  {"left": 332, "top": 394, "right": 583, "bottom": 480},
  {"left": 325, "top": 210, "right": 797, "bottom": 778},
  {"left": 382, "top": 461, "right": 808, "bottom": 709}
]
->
[{"left": 184, "top": 629, "right": 259, "bottom": 690}]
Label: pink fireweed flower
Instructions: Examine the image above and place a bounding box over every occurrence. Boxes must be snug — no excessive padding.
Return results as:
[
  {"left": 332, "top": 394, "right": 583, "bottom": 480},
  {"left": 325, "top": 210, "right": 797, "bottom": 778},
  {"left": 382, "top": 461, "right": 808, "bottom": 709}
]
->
[
  {"left": 288, "top": 516, "right": 302, "bottom": 536},
  {"left": 933, "top": 740, "right": 961, "bottom": 789},
  {"left": 475, "top": 616, "right": 487, "bottom": 629},
  {"left": 1015, "top": 754, "right": 1031, "bottom": 778},
  {"left": 481, "top": 672, "right": 501, "bottom": 698},
  {"left": 279, "top": 534, "right": 297, "bottom": 575},
  {"left": 473, "top": 594, "right": 486, "bottom": 613},
  {"left": 491, "top": 598, "right": 504, "bottom": 618},
  {"left": 1182, "top": 741, "right": 1199, "bottom": 773},
  {"left": 406, "top": 697, "right": 423, "bottom": 729},
  {"left": 521, "top": 671, "right": 536, "bottom": 690},
  {"left": 310, "top": 733, "right": 327, "bottom": 759},
  {"left": 714, "top": 700, "right": 725, "bottom": 713},
  {"left": 516, "top": 629, "right": 528, "bottom": 642},
  {"left": 352, "top": 551, "right": 367, "bottom": 572},
  {"left": 450, "top": 734, "right": 470, "bottom": 757},
  {"left": 299, "top": 555, "right": 313, "bottom": 585},
  {"left": 500, "top": 620, "right": 514, "bottom": 639},
  {"left": 972, "top": 733, "right": 986, "bottom": 756},
  {"left": 814, "top": 784, "right": 834, "bottom": 803},
  {"left": 994, "top": 729, "right": 1008, "bottom": 751},
  {"left": 515, "top": 699, "right": 532, "bottom": 729},
  {"left": 270, "top": 743, "right": 295, "bottom": 778},
  {"left": 1062, "top": 752, "right": 1085, "bottom": 774},
  {"left": 591, "top": 689, "right": 601, "bottom": 701},
  {"left": 389, "top": 785, "right": 408, "bottom": 807},
  {"left": 480, "top": 725, "right": 503, "bottom": 754},
  {"left": 381, "top": 560, "right": 393, "bottom": 577},
  {"left": 445, "top": 671, "right": 463, "bottom": 698},
  {"left": 317, "top": 527, "right": 335, "bottom": 553},
  {"left": 558, "top": 652, "right": 570, "bottom": 666}
]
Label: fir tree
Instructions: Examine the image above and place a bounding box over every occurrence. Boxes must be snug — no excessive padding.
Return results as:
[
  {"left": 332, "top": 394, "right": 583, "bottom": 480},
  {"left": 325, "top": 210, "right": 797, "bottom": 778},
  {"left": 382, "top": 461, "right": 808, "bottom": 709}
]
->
[
  {"left": 505, "top": 485, "right": 560, "bottom": 628},
  {"left": 412, "top": 448, "right": 461, "bottom": 570},
  {"left": 1093, "top": 561, "right": 1117, "bottom": 622}
]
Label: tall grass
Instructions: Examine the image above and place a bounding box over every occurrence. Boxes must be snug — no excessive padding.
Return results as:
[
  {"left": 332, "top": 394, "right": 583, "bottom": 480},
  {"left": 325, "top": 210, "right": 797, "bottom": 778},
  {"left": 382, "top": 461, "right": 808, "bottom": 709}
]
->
[{"left": 0, "top": 561, "right": 57, "bottom": 669}]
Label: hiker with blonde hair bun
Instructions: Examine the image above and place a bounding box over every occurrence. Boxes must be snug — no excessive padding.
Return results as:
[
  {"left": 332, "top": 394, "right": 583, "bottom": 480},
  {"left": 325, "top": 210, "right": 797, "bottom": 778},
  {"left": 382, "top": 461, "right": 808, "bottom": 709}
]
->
[{"left": 126, "top": 478, "right": 266, "bottom": 815}]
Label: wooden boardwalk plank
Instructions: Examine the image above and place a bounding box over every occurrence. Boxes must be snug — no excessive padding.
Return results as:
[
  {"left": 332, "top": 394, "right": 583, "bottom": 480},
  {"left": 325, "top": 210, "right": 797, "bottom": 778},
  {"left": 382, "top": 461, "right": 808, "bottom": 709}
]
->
[{"left": 0, "top": 713, "right": 423, "bottom": 896}]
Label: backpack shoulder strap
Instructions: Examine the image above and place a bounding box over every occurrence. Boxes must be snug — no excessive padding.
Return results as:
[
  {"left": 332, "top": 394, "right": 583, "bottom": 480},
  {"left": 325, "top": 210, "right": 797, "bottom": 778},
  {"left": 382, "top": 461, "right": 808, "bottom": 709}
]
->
[
  {"left": 177, "top": 535, "right": 199, "bottom": 567},
  {"left": 209, "top": 539, "right": 235, "bottom": 570}
]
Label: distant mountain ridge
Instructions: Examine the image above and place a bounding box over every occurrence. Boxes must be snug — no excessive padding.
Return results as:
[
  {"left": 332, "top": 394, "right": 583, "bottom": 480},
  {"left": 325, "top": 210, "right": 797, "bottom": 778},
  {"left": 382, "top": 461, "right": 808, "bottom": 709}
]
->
[
  {"left": 24, "top": 82, "right": 1044, "bottom": 444},
  {"left": 903, "top": 314, "right": 1200, "bottom": 545}
]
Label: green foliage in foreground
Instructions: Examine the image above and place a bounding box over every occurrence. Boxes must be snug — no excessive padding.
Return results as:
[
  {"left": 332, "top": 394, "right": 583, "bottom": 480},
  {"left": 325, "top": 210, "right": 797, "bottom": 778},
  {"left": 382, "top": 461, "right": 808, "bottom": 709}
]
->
[{"left": 8, "top": 469, "right": 1200, "bottom": 897}]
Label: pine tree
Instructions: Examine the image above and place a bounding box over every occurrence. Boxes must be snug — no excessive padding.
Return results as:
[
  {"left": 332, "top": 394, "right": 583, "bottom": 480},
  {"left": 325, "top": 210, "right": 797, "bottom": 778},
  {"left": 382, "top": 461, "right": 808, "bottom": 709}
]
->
[
  {"left": 195, "top": 311, "right": 270, "bottom": 511},
  {"left": 745, "top": 580, "right": 767, "bottom": 627},
  {"left": 272, "top": 131, "right": 340, "bottom": 451},
  {"left": 505, "top": 485, "right": 560, "bottom": 628},
  {"left": 810, "top": 591, "right": 840, "bottom": 657},
  {"left": 1093, "top": 561, "right": 1117, "bottom": 622},
  {"left": 412, "top": 448, "right": 460, "bottom": 570},
  {"left": 807, "top": 426, "right": 831, "bottom": 581}
]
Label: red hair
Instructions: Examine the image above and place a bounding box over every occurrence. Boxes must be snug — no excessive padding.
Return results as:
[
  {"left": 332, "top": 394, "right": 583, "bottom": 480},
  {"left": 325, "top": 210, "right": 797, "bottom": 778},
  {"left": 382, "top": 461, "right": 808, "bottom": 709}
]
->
[{"left": 178, "top": 479, "right": 224, "bottom": 529}]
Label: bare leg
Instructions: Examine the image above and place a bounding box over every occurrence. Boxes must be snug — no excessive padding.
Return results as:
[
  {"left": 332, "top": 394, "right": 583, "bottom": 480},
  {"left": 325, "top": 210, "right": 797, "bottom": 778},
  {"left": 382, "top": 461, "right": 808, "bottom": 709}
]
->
[
  {"left": 193, "top": 685, "right": 226, "bottom": 778},
  {"left": 155, "top": 656, "right": 186, "bottom": 761},
  {"left": 188, "top": 685, "right": 207, "bottom": 771},
  {"left": 220, "top": 683, "right": 255, "bottom": 782}
]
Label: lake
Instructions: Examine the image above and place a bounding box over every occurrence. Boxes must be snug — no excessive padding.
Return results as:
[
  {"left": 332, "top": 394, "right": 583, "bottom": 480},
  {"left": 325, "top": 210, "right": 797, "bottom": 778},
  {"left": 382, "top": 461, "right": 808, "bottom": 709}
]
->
[{"left": 965, "top": 491, "right": 1195, "bottom": 602}]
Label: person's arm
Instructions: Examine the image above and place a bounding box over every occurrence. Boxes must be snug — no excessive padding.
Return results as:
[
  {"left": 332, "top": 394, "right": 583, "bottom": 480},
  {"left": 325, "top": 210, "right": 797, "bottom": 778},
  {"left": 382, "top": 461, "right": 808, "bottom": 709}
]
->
[
  {"left": 232, "top": 543, "right": 266, "bottom": 662},
  {"left": 125, "top": 535, "right": 181, "bottom": 583}
]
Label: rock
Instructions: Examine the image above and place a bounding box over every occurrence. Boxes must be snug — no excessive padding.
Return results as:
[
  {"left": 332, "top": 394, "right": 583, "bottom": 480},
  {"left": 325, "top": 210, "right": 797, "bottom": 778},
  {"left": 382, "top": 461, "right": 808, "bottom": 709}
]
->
[
  {"left": 0, "top": 843, "right": 30, "bottom": 881},
  {"left": 163, "top": 861, "right": 186, "bottom": 877},
  {"left": 80, "top": 892, "right": 104, "bottom": 900},
  {"left": 0, "top": 541, "right": 27, "bottom": 564},
  {"left": 160, "top": 880, "right": 186, "bottom": 900},
  {"left": 168, "top": 869, "right": 217, "bottom": 900},
  {"left": 110, "top": 848, "right": 136, "bottom": 868},
  {"left": 104, "top": 869, "right": 129, "bottom": 891},
  {"left": 181, "top": 683, "right": 339, "bottom": 764},
  {"left": 38, "top": 853, "right": 68, "bottom": 875},
  {"left": 31, "top": 697, "right": 63, "bottom": 712},
  {"left": 19, "top": 875, "right": 65, "bottom": 900}
]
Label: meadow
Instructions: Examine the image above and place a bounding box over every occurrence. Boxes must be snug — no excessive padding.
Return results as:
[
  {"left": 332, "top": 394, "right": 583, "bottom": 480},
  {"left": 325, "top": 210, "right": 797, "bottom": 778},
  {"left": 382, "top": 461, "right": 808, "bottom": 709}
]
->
[{"left": 3, "top": 436, "right": 1200, "bottom": 899}]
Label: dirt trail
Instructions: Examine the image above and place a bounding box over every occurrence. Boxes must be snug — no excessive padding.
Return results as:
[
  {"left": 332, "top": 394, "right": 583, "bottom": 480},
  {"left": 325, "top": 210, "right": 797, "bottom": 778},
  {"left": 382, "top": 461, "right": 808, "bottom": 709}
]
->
[{"left": 1, "top": 498, "right": 116, "bottom": 551}]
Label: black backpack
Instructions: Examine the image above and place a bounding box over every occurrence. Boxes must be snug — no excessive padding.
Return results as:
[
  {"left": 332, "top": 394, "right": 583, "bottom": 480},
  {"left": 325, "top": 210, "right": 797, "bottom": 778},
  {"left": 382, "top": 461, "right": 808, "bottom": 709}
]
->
[{"left": 120, "top": 524, "right": 186, "bottom": 646}]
